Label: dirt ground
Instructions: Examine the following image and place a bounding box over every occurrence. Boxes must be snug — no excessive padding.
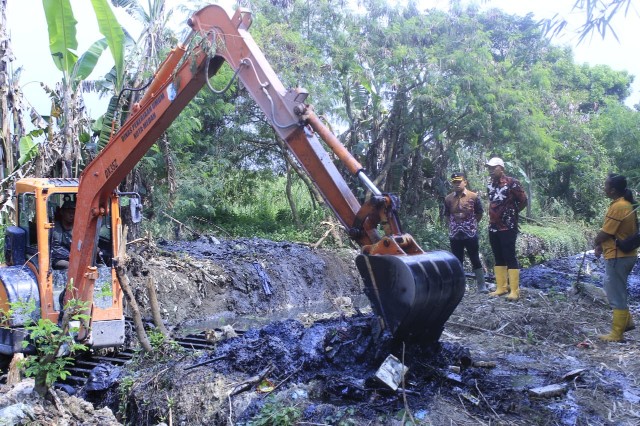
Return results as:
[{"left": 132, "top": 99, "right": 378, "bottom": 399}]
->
[
  {"left": 113, "top": 237, "right": 640, "bottom": 425},
  {"left": 2, "top": 236, "right": 639, "bottom": 425}
]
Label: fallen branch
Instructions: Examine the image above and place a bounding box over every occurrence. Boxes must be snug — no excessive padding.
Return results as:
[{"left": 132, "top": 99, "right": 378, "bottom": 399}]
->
[
  {"left": 161, "top": 211, "right": 200, "bottom": 238},
  {"left": 447, "top": 321, "right": 521, "bottom": 340},
  {"left": 127, "top": 237, "right": 149, "bottom": 246},
  {"left": 229, "top": 364, "right": 274, "bottom": 396},
  {"left": 475, "top": 379, "right": 500, "bottom": 418},
  {"left": 311, "top": 227, "right": 333, "bottom": 249},
  {"left": 184, "top": 355, "right": 228, "bottom": 371},
  {"left": 228, "top": 394, "right": 234, "bottom": 425},
  {"left": 262, "top": 366, "right": 301, "bottom": 398},
  {"left": 400, "top": 342, "right": 416, "bottom": 425}
]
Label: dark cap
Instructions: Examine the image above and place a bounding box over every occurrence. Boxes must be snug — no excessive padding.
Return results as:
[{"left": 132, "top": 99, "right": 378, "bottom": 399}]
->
[
  {"left": 61, "top": 200, "right": 76, "bottom": 210},
  {"left": 450, "top": 172, "right": 465, "bottom": 182}
]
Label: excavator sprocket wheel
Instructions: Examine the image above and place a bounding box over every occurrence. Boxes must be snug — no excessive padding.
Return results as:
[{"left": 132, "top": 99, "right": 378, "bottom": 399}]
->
[{"left": 356, "top": 250, "right": 465, "bottom": 343}]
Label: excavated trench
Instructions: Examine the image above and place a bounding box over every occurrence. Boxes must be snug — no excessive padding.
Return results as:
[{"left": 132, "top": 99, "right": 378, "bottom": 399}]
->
[{"left": 72, "top": 239, "right": 640, "bottom": 424}]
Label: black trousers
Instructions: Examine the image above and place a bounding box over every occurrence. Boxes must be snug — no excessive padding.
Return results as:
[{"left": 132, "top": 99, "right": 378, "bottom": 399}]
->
[
  {"left": 450, "top": 236, "right": 483, "bottom": 270},
  {"left": 489, "top": 228, "right": 519, "bottom": 269}
]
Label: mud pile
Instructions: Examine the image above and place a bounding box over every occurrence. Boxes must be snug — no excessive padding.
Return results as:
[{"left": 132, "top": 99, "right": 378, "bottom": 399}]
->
[
  {"left": 128, "top": 236, "right": 364, "bottom": 328},
  {"left": 106, "top": 239, "right": 640, "bottom": 425},
  {"left": 4, "top": 238, "right": 639, "bottom": 425}
]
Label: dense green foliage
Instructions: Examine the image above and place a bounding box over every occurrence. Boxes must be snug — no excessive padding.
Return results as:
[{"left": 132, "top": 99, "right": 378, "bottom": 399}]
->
[
  {"left": 13, "top": 0, "right": 637, "bottom": 264},
  {"left": 517, "top": 223, "right": 591, "bottom": 267},
  {"left": 124, "top": 1, "right": 638, "bottom": 262}
]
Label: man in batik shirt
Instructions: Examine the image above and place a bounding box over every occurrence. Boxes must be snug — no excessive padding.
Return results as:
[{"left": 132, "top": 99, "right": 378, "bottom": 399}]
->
[
  {"left": 485, "top": 157, "right": 528, "bottom": 300},
  {"left": 444, "top": 172, "right": 486, "bottom": 293}
]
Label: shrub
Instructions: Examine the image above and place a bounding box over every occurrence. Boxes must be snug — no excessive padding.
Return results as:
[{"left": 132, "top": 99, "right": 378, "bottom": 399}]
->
[
  {"left": 12, "top": 296, "right": 90, "bottom": 396},
  {"left": 517, "top": 222, "right": 591, "bottom": 267}
]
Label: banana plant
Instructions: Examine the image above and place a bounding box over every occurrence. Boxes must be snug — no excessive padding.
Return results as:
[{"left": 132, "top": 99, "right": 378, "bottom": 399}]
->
[{"left": 41, "top": 0, "right": 125, "bottom": 177}]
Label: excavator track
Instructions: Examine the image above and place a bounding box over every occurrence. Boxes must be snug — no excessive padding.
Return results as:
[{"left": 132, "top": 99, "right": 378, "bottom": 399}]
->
[
  {"left": 61, "top": 330, "right": 236, "bottom": 388},
  {"left": 0, "top": 329, "right": 240, "bottom": 388}
]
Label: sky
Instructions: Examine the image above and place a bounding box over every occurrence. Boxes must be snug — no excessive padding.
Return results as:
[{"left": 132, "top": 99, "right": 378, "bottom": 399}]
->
[{"left": 6, "top": 0, "right": 640, "bottom": 123}]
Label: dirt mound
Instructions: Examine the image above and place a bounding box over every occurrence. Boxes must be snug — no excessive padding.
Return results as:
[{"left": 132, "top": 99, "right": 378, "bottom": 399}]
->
[
  {"left": 0, "top": 379, "right": 119, "bottom": 425},
  {"left": 127, "top": 237, "right": 363, "bottom": 328},
  {"left": 111, "top": 289, "right": 640, "bottom": 425},
  {"left": 6, "top": 238, "right": 639, "bottom": 425}
]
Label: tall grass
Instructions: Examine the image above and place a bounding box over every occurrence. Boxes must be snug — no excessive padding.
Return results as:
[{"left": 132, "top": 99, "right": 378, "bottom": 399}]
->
[{"left": 146, "top": 172, "right": 334, "bottom": 244}]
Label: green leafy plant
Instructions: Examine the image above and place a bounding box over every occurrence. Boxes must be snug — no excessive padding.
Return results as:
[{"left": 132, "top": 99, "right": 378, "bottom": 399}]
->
[
  {"left": 117, "top": 375, "right": 135, "bottom": 421},
  {"left": 145, "top": 330, "right": 183, "bottom": 360},
  {"left": 14, "top": 294, "right": 90, "bottom": 396},
  {"left": 243, "top": 398, "right": 302, "bottom": 426}
]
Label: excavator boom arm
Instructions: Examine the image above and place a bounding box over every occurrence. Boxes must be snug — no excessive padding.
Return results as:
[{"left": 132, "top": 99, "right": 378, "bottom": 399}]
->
[
  {"left": 67, "top": 6, "right": 370, "bottom": 304},
  {"left": 66, "top": 5, "right": 465, "bottom": 343}
]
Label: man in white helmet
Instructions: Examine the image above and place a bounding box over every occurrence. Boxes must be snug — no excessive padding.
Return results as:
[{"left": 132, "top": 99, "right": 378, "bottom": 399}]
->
[{"left": 485, "top": 157, "right": 528, "bottom": 300}]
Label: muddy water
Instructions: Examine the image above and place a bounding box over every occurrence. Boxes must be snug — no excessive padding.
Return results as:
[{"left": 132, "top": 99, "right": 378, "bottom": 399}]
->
[{"left": 522, "top": 250, "right": 640, "bottom": 301}]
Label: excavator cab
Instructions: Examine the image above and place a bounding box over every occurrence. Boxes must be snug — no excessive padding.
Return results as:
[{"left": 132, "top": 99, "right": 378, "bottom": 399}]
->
[{"left": 0, "top": 179, "right": 125, "bottom": 355}]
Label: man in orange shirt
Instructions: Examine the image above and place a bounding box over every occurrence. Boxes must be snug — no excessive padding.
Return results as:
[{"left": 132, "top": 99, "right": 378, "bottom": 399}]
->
[{"left": 593, "top": 173, "right": 638, "bottom": 342}]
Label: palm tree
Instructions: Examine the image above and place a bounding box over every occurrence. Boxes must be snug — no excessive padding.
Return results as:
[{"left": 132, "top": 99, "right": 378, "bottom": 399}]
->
[{"left": 40, "top": 0, "right": 125, "bottom": 178}]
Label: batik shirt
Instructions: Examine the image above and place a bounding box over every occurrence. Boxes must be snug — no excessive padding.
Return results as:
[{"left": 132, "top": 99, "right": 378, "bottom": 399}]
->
[
  {"left": 487, "top": 175, "right": 527, "bottom": 232},
  {"left": 444, "top": 189, "right": 483, "bottom": 239}
]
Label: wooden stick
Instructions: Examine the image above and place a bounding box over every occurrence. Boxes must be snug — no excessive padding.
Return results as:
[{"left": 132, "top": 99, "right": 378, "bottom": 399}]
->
[
  {"left": 447, "top": 321, "right": 521, "bottom": 340},
  {"left": 6, "top": 353, "right": 23, "bottom": 385},
  {"left": 184, "top": 355, "right": 228, "bottom": 371},
  {"left": 146, "top": 276, "right": 170, "bottom": 338},
  {"left": 161, "top": 211, "right": 200, "bottom": 238},
  {"left": 400, "top": 342, "right": 416, "bottom": 425},
  {"left": 572, "top": 251, "right": 588, "bottom": 293},
  {"left": 229, "top": 364, "right": 274, "bottom": 396}
]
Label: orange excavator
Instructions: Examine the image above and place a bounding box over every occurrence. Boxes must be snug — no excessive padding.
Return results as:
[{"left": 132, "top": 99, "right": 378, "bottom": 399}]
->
[{"left": 0, "top": 5, "right": 464, "bottom": 355}]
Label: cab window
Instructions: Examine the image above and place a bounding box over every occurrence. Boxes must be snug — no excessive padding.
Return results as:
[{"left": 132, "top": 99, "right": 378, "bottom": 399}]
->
[{"left": 18, "top": 193, "right": 37, "bottom": 247}]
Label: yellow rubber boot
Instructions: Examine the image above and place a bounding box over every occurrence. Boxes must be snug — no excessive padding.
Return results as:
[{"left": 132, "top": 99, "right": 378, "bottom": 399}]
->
[
  {"left": 506, "top": 269, "right": 520, "bottom": 301},
  {"left": 489, "top": 266, "right": 508, "bottom": 296},
  {"left": 626, "top": 314, "right": 636, "bottom": 332},
  {"left": 598, "top": 309, "right": 630, "bottom": 342}
]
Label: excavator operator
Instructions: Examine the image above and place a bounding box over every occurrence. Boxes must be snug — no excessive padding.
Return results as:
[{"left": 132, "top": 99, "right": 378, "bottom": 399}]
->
[{"left": 51, "top": 199, "right": 75, "bottom": 269}]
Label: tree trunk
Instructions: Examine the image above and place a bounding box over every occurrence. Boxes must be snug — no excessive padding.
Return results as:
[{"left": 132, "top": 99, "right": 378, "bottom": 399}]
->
[
  {"left": 159, "top": 134, "right": 176, "bottom": 208},
  {"left": 114, "top": 225, "right": 153, "bottom": 353},
  {"left": 275, "top": 135, "right": 324, "bottom": 206},
  {"left": 145, "top": 276, "right": 170, "bottom": 338},
  {"left": 285, "top": 164, "right": 301, "bottom": 227},
  {"left": 525, "top": 162, "right": 533, "bottom": 219},
  {"left": 61, "top": 81, "right": 74, "bottom": 178},
  {"left": 0, "top": 0, "right": 12, "bottom": 179}
]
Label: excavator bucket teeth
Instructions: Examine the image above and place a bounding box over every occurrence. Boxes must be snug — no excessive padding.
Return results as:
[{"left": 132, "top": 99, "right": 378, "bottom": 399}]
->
[{"left": 356, "top": 250, "right": 465, "bottom": 342}]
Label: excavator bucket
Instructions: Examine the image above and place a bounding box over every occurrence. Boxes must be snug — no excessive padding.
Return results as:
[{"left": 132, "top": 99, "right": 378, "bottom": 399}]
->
[{"left": 356, "top": 250, "right": 465, "bottom": 342}]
